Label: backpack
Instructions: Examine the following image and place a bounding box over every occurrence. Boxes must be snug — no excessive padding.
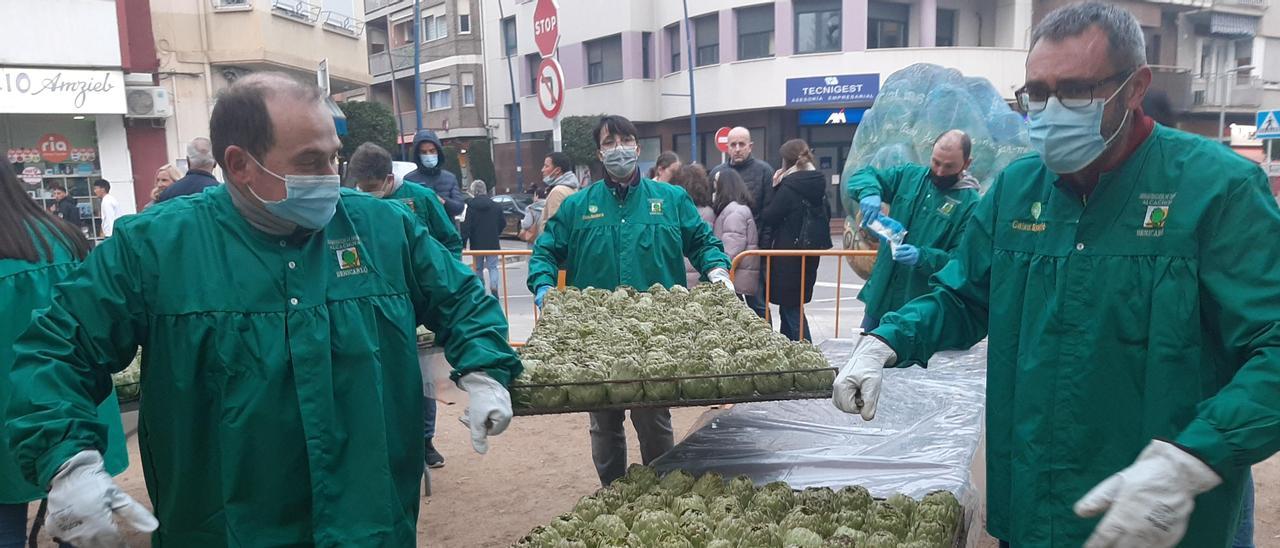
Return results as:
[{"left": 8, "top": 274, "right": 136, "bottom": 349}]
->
[{"left": 792, "top": 189, "right": 833, "bottom": 250}]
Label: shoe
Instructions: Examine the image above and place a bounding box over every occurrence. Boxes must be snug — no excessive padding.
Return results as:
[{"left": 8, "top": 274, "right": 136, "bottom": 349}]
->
[{"left": 425, "top": 439, "right": 445, "bottom": 469}]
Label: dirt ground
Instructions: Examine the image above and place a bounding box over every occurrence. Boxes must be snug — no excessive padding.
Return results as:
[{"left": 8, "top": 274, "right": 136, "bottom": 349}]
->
[{"left": 46, "top": 380, "right": 1280, "bottom": 547}]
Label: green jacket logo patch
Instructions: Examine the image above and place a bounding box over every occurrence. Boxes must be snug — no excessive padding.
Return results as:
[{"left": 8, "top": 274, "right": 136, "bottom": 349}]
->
[
  {"left": 1144, "top": 206, "right": 1169, "bottom": 229},
  {"left": 649, "top": 199, "right": 664, "bottom": 215},
  {"left": 1031, "top": 201, "right": 1042, "bottom": 221},
  {"left": 939, "top": 198, "right": 959, "bottom": 216},
  {"left": 337, "top": 247, "right": 361, "bottom": 269}
]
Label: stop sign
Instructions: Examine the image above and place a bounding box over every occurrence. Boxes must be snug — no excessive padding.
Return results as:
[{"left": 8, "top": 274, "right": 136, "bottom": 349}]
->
[
  {"left": 533, "top": 0, "right": 560, "bottom": 58},
  {"left": 715, "top": 127, "right": 732, "bottom": 153}
]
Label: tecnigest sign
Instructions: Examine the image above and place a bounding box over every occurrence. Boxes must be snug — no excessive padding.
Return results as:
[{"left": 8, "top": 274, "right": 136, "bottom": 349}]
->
[{"left": 0, "top": 67, "right": 127, "bottom": 114}]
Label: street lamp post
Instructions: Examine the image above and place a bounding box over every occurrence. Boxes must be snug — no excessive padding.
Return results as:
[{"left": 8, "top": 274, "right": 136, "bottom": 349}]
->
[{"left": 1218, "top": 65, "right": 1256, "bottom": 144}]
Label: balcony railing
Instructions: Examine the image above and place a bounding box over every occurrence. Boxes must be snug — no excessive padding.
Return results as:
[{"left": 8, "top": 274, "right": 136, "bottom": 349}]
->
[
  {"left": 1150, "top": 65, "right": 1193, "bottom": 111},
  {"left": 322, "top": 11, "right": 365, "bottom": 37},
  {"left": 272, "top": 0, "right": 321, "bottom": 23},
  {"left": 364, "top": 0, "right": 396, "bottom": 12},
  {"left": 1216, "top": 0, "right": 1267, "bottom": 7},
  {"left": 1192, "top": 74, "right": 1264, "bottom": 108},
  {"left": 211, "top": 0, "right": 253, "bottom": 10},
  {"left": 369, "top": 46, "right": 417, "bottom": 75}
]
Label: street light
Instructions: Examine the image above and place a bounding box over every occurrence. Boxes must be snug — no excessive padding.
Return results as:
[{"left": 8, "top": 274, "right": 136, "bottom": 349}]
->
[{"left": 1219, "top": 64, "right": 1256, "bottom": 144}]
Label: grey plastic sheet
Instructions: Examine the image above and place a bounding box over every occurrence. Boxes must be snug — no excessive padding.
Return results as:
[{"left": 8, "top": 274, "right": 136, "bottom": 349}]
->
[{"left": 653, "top": 338, "right": 987, "bottom": 542}]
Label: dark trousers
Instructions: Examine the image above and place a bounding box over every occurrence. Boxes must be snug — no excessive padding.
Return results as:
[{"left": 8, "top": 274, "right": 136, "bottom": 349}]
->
[
  {"left": 0, "top": 503, "right": 71, "bottom": 548},
  {"left": 779, "top": 305, "right": 812, "bottom": 342},
  {"left": 589, "top": 408, "right": 674, "bottom": 486}
]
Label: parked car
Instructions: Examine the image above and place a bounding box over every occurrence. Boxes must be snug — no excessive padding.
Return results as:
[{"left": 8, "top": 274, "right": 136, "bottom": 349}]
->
[{"left": 492, "top": 193, "right": 533, "bottom": 238}]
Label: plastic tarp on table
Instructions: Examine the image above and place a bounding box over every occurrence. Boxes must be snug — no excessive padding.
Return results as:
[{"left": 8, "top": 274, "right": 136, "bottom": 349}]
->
[{"left": 653, "top": 338, "right": 988, "bottom": 543}]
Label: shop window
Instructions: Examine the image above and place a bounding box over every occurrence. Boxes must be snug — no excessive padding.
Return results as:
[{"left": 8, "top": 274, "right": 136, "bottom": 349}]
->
[
  {"left": 694, "top": 13, "right": 720, "bottom": 66},
  {"left": 868, "top": 2, "right": 909, "bottom": 49},
  {"left": 795, "top": 0, "right": 841, "bottom": 54},
  {"left": 737, "top": 4, "right": 775, "bottom": 60},
  {"left": 642, "top": 32, "right": 653, "bottom": 79}
]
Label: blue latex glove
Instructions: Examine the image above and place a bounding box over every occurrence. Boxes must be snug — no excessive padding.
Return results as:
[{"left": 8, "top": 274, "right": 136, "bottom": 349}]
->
[
  {"left": 859, "top": 195, "right": 882, "bottom": 227},
  {"left": 534, "top": 286, "right": 551, "bottom": 308},
  {"left": 892, "top": 244, "right": 920, "bottom": 266}
]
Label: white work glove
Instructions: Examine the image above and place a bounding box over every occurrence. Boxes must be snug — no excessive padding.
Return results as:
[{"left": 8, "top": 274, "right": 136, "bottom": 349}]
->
[
  {"left": 832, "top": 335, "right": 897, "bottom": 420},
  {"left": 46, "top": 450, "right": 159, "bottom": 547},
  {"left": 708, "top": 268, "right": 735, "bottom": 293},
  {"left": 1074, "top": 440, "right": 1222, "bottom": 548},
  {"left": 456, "top": 371, "right": 513, "bottom": 454}
]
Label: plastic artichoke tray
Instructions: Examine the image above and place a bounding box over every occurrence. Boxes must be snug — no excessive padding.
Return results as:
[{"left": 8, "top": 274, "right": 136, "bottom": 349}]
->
[{"left": 511, "top": 367, "right": 836, "bottom": 416}]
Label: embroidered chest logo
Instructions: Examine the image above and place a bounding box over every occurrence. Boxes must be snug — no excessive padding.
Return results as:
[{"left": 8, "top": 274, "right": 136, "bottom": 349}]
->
[
  {"left": 328, "top": 236, "right": 369, "bottom": 278},
  {"left": 938, "top": 197, "right": 960, "bottom": 217},
  {"left": 401, "top": 198, "right": 417, "bottom": 212},
  {"left": 1137, "top": 193, "right": 1175, "bottom": 237},
  {"left": 649, "top": 199, "right": 664, "bottom": 215},
  {"left": 1012, "top": 201, "right": 1046, "bottom": 232},
  {"left": 582, "top": 204, "right": 605, "bottom": 221}
]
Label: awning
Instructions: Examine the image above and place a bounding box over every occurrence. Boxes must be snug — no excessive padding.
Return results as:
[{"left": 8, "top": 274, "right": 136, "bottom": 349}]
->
[
  {"left": 1210, "top": 13, "right": 1257, "bottom": 37},
  {"left": 325, "top": 97, "right": 348, "bottom": 136}
]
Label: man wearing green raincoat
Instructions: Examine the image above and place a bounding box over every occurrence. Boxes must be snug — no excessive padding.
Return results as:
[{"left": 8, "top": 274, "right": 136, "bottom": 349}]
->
[
  {"left": 846, "top": 130, "right": 982, "bottom": 331},
  {"left": 5, "top": 73, "right": 521, "bottom": 547},
  {"left": 833, "top": 3, "right": 1280, "bottom": 547},
  {"left": 527, "top": 115, "right": 732, "bottom": 486}
]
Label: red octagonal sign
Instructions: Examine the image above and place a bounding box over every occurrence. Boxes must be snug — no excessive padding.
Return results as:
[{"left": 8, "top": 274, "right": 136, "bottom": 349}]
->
[{"left": 533, "top": 0, "right": 560, "bottom": 58}]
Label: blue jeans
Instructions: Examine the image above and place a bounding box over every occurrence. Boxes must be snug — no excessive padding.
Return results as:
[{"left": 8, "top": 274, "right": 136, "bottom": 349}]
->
[
  {"left": 1234, "top": 470, "right": 1255, "bottom": 548},
  {"left": 744, "top": 278, "right": 767, "bottom": 319},
  {"left": 778, "top": 306, "right": 811, "bottom": 342},
  {"left": 473, "top": 255, "right": 501, "bottom": 295},
  {"left": 0, "top": 503, "right": 71, "bottom": 548},
  {"left": 423, "top": 396, "right": 437, "bottom": 440}
]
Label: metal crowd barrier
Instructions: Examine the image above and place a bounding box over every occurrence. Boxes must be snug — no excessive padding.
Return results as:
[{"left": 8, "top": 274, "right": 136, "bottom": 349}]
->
[{"left": 730, "top": 249, "right": 878, "bottom": 340}]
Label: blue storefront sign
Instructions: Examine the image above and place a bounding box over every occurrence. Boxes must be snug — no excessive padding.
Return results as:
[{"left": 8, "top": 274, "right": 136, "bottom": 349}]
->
[
  {"left": 798, "top": 108, "right": 866, "bottom": 126},
  {"left": 786, "top": 73, "right": 879, "bottom": 106}
]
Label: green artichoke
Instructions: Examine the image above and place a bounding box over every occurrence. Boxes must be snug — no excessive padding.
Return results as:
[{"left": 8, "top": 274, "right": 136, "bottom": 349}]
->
[
  {"left": 715, "top": 364, "right": 756, "bottom": 398},
  {"left": 740, "top": 523, "right": 781, "bottom": 547},
  {"left": 725, "top": 475, "right": 756, "bottom": 507},
  {"left": 779, "top": 506, "right": 825, "bottom": 538},
  {"left": 590, "top": 514, "right": 629, "bottom": 541},
  {"left": 615, "top": 502, "right": 644, "bottom": 528},
  {"left": 832, "top": 509, "right": 867, "bottom": 531},
  {"left": 623, "top": 464, "right": 659, "bottom": 488},
  {"left": 672, "top": 493, "right": 708, "bottom": 516},
  {"left": 513, "top": 525, "right": 562, "bottom": 548},
  {"left": 707, "top": 496, "right": 743, "bottom": 523},
  {"left": 714, "top": 516, "right": 749, "bottom": 542},
  {"left": 747, "top": 490, "right": 794, "bottom": 522},
  {"left": 631, "top": 510, "right": 680, "bottom": 545},
  {"left": 884, "top": 492, "right": 917, "bottom": 521},
  {"left": 834, "top": 485, "right": 874, "bottom": 514},
  {"left": 659, "top": 470, "right": 697, "bottom": 496},
  {"left": 795, "top": 487, "right": 836, "bottom": 514},
  {"left": 548, "top": 513, "right": 584, "bottom": 538},
  {"left": 679, "top": 518, "right": 714, "bottom": 548},
  {"left": 571, "top": 495, "right": 607, "bottom": 523},
  {"left": 793, "top": 368, "right": 835, "bottom": 392},
  {"left": 706, "top": 541, "right": 734, "bottom": 548},
  {"left": 864, "top": 531, "right": 901, "bottom": 548},
  {"left": 691, "top": 472, "right": 725, "bottom": 499},
  {"left": 867, "top": 505, "right": 908, "bottom": 540},
  {"left": 606, "top": 358, "right": 646, "bottom": 404},
  {"left": 781, "top": 527, "right": 824, "bottom": 548},
  {"left": 635, "top": 493, "right": 673, "bottom": 512}
]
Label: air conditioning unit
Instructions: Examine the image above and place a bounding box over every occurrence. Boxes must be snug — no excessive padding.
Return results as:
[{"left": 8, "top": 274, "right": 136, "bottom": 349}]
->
[{"left": 125, "top": 87, "right": 173, "bottom": 119}]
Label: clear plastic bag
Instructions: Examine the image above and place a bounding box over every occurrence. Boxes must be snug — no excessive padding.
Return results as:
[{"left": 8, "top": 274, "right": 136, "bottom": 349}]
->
[{"left": 866, "top": 216, "right": 907, "bottom": 252}]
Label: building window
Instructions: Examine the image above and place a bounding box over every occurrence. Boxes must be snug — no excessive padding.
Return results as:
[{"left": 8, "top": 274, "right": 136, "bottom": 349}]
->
[
  {"left": 936, "top": 9, "right": 956, "bottom": 47},
  {"left": 505, "top": 103, "right": 522, "bottom": 140},
  {"left": 694, "top": 14, "right": 719, "bottom": 66},
  {"left": 462, "top": 72, "right": 476, "bottom": 106},
  {"left": 423, "top": 14, "right": 448, "bottom": 42},
  {"left": 666, "top": 24, "right": 681, "bottom": 72},
  {"left": 737, "top": 4, "right": 775, "bottom": 60},
  {"left": 586, "top": 34, "right": 623, "bottom": 84},
  {"left": 642, "top": 32, "right": 653, "bottom": 79},
  {"left": 392, "top": 20, "right": 412, "bottom": 47},
  {"left": 868, "top": 2, "right": 909, "bottom": 49},
  {"left": 526, "top": 53, "right": 541, "bottom": 95},
  {"left": 1145, "top": 31, "right": 1161, "bottom": 66},
  {"left": 427, "top": 78, "right": 451, "bottom": 110},
  {"left": 459, "top": 14, "right": 471, "bottom": 34},
  {"left": 795, "top": 0, "right": 841, "bottom": 54},
  {"left": 502, "top": 16, "right": 517, "bottom": 56}
]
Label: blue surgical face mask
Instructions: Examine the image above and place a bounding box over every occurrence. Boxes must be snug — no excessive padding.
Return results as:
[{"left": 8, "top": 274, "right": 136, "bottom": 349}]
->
[
  {"left": 419, "top": 153, "right": 439, "bottom": 168},
  {"left": 246, "top": 154, "right": 341, "bottom": 230},
  {"left": 1028, "top": 75, "right": 1134, "bottom": 174}
]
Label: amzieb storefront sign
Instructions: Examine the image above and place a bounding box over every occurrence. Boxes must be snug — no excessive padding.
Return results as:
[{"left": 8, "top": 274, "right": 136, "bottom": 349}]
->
[{"left": 0, "top": 68, "right": 126, "bottom": 114}]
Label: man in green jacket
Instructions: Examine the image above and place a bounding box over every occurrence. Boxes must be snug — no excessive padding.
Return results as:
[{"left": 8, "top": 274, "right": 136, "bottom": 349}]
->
[
  {"left": 5, "top": 72, "right": 521, "bottom": 547},
  {"left": 528, "top": 115, "right": 732, "bottom": 486},
  {"left": 345, "top": 141, "right": 465, "bottom": 470},
  {"left": 833, "top": 3, "right": 1280, "bottom": 547},
  {"left": 846, "top": 130, "right": 982, "bottom": 331}
]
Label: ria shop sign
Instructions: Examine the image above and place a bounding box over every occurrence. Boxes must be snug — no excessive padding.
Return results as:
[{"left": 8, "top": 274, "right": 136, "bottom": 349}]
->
[
  {"left": 0, "top": 68, "right": 126, "bottom": 114},
  {"left": 785, "top": 73, "right": 879, "bottom": 107}
]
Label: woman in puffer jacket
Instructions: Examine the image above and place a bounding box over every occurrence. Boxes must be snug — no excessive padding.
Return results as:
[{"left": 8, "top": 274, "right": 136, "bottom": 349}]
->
[
  {"left": 670, "top": 164, "right": 716, "bottom": 288},
  {"left": 711, "top": 169, "right": 761, "bottom": 316}
]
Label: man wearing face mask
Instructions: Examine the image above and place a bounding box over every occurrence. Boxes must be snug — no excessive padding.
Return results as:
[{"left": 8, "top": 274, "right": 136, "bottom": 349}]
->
[
  {"left": 846, "top": 130, "right": 981, "bottom": 332},
  {"left": 833, "top": 3, "right": 1280, "bottom": 548},
  {"left": 348, "top": 141, "right": 463, "bottom": 259},
  {"left": 527, "top": 115, "right": 732, "bottom": 486},
  {"left": 5, "top": 73, "right": 522, "bottom": 546},
  {"left": 403, "top": 129, "right": 466, "bottom": 218}
]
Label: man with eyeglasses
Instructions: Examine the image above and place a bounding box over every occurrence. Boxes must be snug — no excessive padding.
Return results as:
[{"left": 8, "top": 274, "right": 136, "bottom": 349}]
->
[
  {"left": 832, "top": 3, "right": 1280, "bottom": 547},
  {"left": 528, "top": 115, "right": 732, "bottom": 486}
]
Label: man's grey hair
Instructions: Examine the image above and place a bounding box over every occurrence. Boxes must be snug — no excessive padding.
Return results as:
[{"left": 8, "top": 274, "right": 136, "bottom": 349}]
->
[
  {"left": 1031, "top": 1, "right": 1146, "bottom": 72},
  {"left": 346, "top": 142, "right": 392, "bottom": 187},
  {"left": 470, "top": 180, "right": 487, "bottom": 196},
  {"left": 186, "top": 137, "right": 216, "bottom": 170}
]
